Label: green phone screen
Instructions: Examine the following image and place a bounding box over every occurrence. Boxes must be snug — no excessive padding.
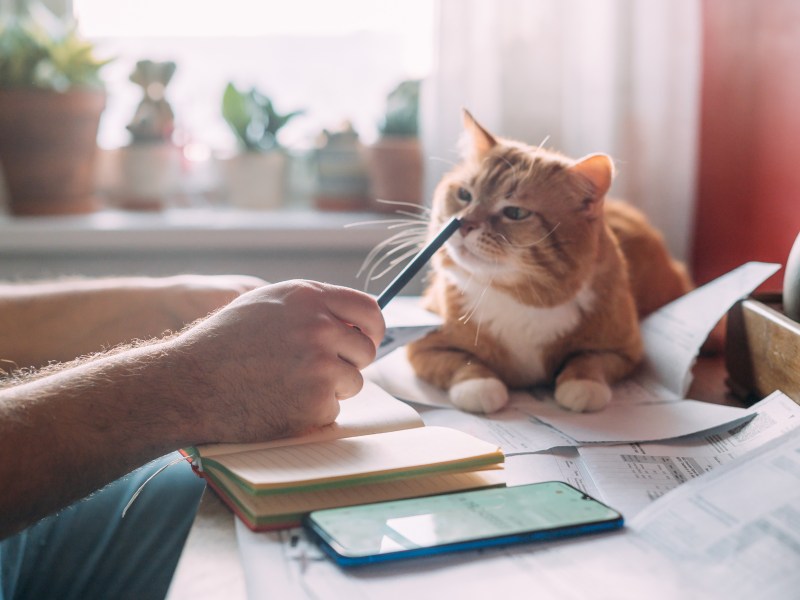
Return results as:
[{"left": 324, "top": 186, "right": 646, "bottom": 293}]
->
[{"left": 306, "top": 481, "right": 622, "bottom": 558}]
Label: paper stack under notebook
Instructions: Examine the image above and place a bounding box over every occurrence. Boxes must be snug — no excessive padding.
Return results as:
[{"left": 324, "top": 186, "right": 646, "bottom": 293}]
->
[{"left": 184, "top": 381, "right": 505, "bottom": 531}]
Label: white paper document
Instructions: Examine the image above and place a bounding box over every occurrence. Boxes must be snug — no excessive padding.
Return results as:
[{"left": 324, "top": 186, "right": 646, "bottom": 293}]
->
[
  {"left": 637, "top": 261, "right": 780, "bottom": 397},
  {"left": 419, "top": 402, "right": 576, "bottom": 455},
  {"left": 512, "top": 393, "right": 753, "bottom": 444},
  {"left": 578, "top": 391, "right": 800, "bottom": 517},
  {"left": 501, "top": 449, "right": 602, "bottom": 498},
  {"left": 368, "top": 348, "right": 753, "bottom": 445},
  {"left": 377, "top": 296, "right": 441, "bottom": 359},
  {"left": 238, "top": 425, "right": 800, "bottom": 600}
]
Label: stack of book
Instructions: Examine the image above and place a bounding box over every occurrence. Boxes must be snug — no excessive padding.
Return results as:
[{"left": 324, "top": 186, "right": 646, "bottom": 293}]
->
[{"left": 185, "top": 381, "right": 505, "bottom": 531}]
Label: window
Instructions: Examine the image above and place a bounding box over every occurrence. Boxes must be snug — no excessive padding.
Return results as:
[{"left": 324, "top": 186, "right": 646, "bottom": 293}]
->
[{"left": 73, "top": 0, "right": 435, "bottom": 153}]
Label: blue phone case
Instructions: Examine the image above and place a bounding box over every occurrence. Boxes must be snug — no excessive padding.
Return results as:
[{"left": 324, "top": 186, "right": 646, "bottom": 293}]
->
[{"left": 302, "top": 482, "right": 624, "bottom": 567}]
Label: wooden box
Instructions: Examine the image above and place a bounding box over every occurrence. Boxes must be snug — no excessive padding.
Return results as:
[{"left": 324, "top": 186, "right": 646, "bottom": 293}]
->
[{"left": 725, "top": 293, "right": 800, "bottom": 406}]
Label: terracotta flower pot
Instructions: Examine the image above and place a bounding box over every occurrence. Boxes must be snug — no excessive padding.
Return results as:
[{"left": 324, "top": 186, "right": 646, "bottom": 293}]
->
[
  {"left": 0, "top": 88, "right": 106, "bottom": 215},
  {"left": 366, "top": 136, "right": 424, "bottom": 213}
]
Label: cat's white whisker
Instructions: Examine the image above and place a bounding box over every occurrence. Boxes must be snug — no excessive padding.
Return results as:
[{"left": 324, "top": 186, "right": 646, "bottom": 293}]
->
[
  {"left": 524, "top": 273, "right": 546, "bottom": 305},
  {"left": 394, "top": 208, "right": 431, "bottom": 220},
  {"left": 459, "top": 276, "right": 490, "bottom": 326},
  {"left": 368, "top": 246, "right": 424, "bottom": 282},
  {"left": 362, "top": 237, "right": 426, "bottom": 284},
  {"left": 358, "top": 229, "right": 416, "bottom": 266},
  {"left": 473, "top": 313, "right": 483, "bottom": 345},
  {"left": 356, "top": 208, "right": 431, "bottom": 292},
  {"left": 473, "top": 278, "right": 494, "bottom": 345},
  {"left": 499, "top": 222, "right": 561, "bottom": 250},
  {"left": 345, "top": 217, "right": 425, "bottom": 229},
  {"left": 535, "top": 135, "right": 551, "bottom": 154},
  {"left": 364, "top": 247, "right": 422, "bottom": 285},
  {"left": 361, "top": 245, "right": 423, "bottom": 287},
  {"left": 386, "top": 222, "right": 428, "bottom": 232},
  {"left": 533, "top": 222, "right": 561, "bottom": 246},
  {"left": 459, "top": 276, "right": 493, "bottom": 347},
  {"left": 428, "top": 155, "right": 459, "bottom": 168},
  {"left": 497, "top": 154, "right": 520, "bottom": 187},
  {"left": 372, "top": 198, "right": 431, "bottom": 214},
  {"left": 524, "top": 157, "right": 536, "bottom": 181},
  {"left": 519, "top": 137, "right": 549, "bottom": 181},
  {"left": 357, "top": 229, "right": 424, "bottom": 279}
]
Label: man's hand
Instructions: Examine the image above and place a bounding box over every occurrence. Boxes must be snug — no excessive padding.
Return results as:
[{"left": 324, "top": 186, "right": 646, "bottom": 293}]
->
[
  {"left": 0, "top": 278, "right": 383, "bottom": 537},
  {"left": 169, "top": 280, "right": 385, "bottom": 443}
]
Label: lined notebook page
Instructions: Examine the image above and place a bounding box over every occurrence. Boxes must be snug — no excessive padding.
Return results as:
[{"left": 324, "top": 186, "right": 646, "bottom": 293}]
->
[
  {"left": 196, "top": 381, "right": 423, "bottom": 458},
  {"left": 214, "top": 426, "right": 503, "bottom": 490},
  {"left": 213, "top": 468, "right": 506, "bottom": 520}
]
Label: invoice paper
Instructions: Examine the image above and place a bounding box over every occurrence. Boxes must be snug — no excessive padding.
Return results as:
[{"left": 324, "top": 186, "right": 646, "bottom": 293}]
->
[
  {"left": 238, "top": 425, "right": 800, "bottom": 600},
  {"left": 578, "top": 390, "right": 800, "bottom": 517}
]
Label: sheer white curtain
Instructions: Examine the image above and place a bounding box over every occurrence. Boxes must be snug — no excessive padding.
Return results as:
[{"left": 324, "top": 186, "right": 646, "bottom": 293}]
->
[{"left": 421, "top": 0, "right": 701, "bottom": 262}]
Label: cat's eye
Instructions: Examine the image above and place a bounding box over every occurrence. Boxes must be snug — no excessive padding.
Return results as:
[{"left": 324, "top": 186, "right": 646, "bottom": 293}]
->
[
  {"left": 456, "top": 187, "right": 472, "bottom": 203},
  {"left": 502, "top": 206, "right": 532, "bottom": 220}
]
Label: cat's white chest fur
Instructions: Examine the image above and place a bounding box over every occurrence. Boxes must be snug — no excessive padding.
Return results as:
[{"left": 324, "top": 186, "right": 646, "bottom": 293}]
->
[{"left": 453, "top": 276, "right": 596, "bottom": 382}]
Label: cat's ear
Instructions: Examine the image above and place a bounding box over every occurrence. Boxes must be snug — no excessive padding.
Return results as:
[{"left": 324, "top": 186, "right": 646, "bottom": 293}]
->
[
  {"left": 570, "top": 154, "right": 614, "bottom": 200},
  {"left": 570, "top": 153, "right": 614, "bottom": 196},
  {"left": 460, "top": 109, "right": 497, "bottom": 161},
  {"left": 570, "top": 153, "right": 614, "bottom": 218}
]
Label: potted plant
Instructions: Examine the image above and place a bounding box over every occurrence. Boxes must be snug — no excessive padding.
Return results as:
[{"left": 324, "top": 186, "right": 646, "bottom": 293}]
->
[
  {"left": 312, "top": 121, "right": 371, "bottom": 211},
  {"left": 220, "top": 82, "right": 303, "bottom": 209},
  {"left": 366, "top": 79, "right": 424, "bottom": 213},
  {"left": 0, "top": 4, "right": 109, "bottom": 215},
  {"left": 97, "top": 59, "right": 184, "bottom": 211}
]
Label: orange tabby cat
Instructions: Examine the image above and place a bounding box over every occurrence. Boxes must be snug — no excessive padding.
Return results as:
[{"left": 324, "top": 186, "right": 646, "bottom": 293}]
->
[{"left": 406, "top": 110, "right": 691, "bottom": 413}]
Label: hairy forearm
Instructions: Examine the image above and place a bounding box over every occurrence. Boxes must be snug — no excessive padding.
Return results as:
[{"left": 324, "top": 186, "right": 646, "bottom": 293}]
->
[
  {"left": 0, "top": 278, "right": 182, "bottom": 370},
  {"left": 0, "top": 340, "right": 195, "bottom": 539},
  {"left": 0, "top": 279, "right": 384, "bottom": 540},
  {"left": 0, "top": 276, "right": 249, "bottom": 371}
]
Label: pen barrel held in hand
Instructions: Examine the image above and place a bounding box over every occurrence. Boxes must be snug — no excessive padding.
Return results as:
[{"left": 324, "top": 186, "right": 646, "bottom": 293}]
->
[{"left": 377, "top": 217, "right": 461, "bottom": 309}]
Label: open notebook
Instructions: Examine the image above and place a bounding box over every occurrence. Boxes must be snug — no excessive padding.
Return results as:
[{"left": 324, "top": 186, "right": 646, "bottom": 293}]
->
[{"left": 184, "top": 381, "right": 505, "bottom": 531}]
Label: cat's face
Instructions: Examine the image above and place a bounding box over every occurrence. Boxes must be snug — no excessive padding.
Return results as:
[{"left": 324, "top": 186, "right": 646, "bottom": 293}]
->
[{"left": 431, "top": 112, "right": 614, "bottom": 303}]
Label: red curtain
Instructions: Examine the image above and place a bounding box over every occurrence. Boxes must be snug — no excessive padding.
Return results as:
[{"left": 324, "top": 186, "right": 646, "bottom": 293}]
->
[{"left": 693, "top": 0, "right": 800, "bottom": 290}]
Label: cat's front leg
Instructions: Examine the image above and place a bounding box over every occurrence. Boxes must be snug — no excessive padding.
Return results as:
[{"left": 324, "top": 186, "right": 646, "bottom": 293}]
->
[
  {"left": 406, "top": 339, "right": 509, "bottom": 414},
  {"left": 449, "top": 374, "right": 509, "bottom": 414},
  {"left": 554, "top": 351, "right": 636, "bottom": 412}
]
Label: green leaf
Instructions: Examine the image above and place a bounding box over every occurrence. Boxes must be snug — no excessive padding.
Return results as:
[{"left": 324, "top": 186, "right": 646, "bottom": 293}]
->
[
  {"left": 221, "top": 81, "right": 303, "bottom": 152},
  {"left": 0, "top": 15, "right": 109, "bottom": 90},
  {"left": 222, "top": 82, "right": 255, "bottom": 150}
]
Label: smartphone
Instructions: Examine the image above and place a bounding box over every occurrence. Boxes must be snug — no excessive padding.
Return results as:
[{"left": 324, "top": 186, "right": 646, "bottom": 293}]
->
[{"left": 302, "top": 481, "right": 623, "bottom": 567}]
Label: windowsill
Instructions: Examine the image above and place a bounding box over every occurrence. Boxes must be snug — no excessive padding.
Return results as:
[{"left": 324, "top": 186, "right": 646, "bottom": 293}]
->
[
  {"left": 0, "top": 207, "right": 393, "bottom": 253},
  {"left": 0, "top": 206, "right": 425, "bottom": 292}
]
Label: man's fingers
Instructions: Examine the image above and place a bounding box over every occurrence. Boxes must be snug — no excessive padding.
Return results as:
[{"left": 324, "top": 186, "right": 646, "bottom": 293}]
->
[
  {"left": 334, "top": 320, "right": 379, "bottom": 370},
  {"left": 333, "top": 366, "right": 364, "bottom": 401},
  {"left": 323, "top": 286, "right": 385, "bottom": 351}
]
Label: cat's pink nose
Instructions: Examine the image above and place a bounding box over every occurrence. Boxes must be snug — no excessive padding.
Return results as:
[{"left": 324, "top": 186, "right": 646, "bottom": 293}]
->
[{"left": 459, "top": 220, "right": 479, "bottom": 236}]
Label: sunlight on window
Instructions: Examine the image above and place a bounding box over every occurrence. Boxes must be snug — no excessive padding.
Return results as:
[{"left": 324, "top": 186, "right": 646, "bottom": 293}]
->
[
  {"left": 72, "top": 0, "right": 435, "bottom": 150},
  {"left": 74, "top": 0, "right": 429, "bottom": 39}
]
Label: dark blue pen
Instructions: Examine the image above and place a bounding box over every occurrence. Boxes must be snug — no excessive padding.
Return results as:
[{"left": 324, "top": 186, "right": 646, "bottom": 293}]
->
[{"left": 376, "top": 216, "right": 461, "bottom": 309}]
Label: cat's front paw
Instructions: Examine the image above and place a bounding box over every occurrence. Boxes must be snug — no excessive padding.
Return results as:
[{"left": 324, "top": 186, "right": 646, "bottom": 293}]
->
[
  {"left": 449, "top": 378, "right": 509, "bottom": 414},
  {"left": 555, "top": 379, "right": 611, "bottom": 412}
]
